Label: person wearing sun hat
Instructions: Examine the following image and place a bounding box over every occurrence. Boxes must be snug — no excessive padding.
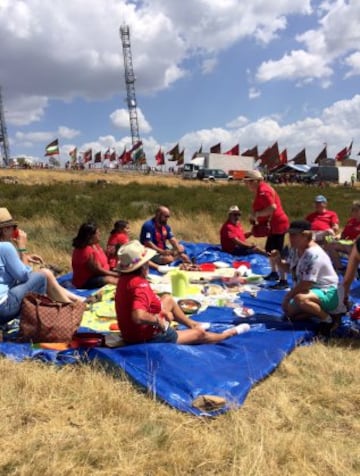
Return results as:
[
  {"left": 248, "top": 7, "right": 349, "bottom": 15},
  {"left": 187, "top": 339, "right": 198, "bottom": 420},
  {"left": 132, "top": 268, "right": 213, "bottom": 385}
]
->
[
  {"left": 0, "top": 208, "right": 85, "bottom": 325},
  {"left": 115, "top": 240, "right": 245, "bottom": 344},
  {"left": 305, "top": 195, "right": 339, "bottom": 243},
  {"left": 243, "top": 169, "right": 289, "bottom": 281},
  {"left": 281, "top": 220, "right": 346, "bottom": 330},
  {"left": 220, "top": 205, "right": 265, "bottom": 255}
]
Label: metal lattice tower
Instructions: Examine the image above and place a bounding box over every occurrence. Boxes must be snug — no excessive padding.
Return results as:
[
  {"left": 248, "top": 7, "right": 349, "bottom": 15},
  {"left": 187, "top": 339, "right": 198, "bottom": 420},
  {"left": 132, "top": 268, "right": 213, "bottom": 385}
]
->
[
  {"left": 0, "top": 86, "right": 10, "bottom": 167},
  {"left": 119, "top": 24, "right": 141, "bottom": 146}
]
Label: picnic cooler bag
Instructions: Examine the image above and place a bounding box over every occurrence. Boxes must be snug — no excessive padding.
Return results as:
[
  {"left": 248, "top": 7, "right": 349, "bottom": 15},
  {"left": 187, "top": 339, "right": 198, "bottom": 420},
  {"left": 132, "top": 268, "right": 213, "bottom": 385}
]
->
[{"left": 18, "top": 292, "right": 86, "bottom": 343}]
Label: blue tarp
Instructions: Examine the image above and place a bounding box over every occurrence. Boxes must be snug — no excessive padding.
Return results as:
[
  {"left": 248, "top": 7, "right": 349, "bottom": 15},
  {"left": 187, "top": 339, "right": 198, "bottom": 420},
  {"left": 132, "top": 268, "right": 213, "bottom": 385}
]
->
[{"left": 0, "top": 242, "right": 358, "bottom": 416}]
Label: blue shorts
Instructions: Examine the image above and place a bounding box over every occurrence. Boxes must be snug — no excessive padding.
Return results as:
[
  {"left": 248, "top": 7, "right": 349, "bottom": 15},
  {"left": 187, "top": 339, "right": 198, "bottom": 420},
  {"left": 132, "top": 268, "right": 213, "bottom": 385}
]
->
[{"left": 148, "top": 326, "right": 178, "bottom": 343}]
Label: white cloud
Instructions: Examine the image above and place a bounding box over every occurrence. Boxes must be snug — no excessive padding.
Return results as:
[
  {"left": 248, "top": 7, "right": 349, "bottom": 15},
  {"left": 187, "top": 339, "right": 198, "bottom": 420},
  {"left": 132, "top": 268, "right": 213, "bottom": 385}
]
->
[
  {"left": 344, "top": 51, "right": 360, "bottom": 78},
  {"left": 201, "top": 58, "right": 218, "bottom": 75},
  {"left": 255, "top": 1, "right": 360, "bottom": 84},
  {"left": 226, "top": 116, "right": 249, "bottom": 129},
  {"left": 248, "top": 87, "right": 261, "bottom": 99},
  {"left": 6, "top": 95, "right": 48, "bottom": 126},
  {"left": 110, "top": 107, "right": 152, "bottom": 133},
  {"left": 58, "top": 126, "right": 80, "bottom": 139}
]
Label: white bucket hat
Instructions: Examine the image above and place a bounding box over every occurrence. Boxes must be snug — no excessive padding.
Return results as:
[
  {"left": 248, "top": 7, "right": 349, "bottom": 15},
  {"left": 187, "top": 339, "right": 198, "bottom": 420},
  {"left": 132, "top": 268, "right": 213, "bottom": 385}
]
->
[{"left": 116, "top": 240, "right": 157, "bottom": 273}]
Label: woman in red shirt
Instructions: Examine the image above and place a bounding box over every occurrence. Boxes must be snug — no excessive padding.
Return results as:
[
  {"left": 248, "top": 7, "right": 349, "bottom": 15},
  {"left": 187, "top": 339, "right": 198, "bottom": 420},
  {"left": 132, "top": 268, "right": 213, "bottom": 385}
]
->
[
  {"left": 115, "top": 240, "right": 243, "bottom": 344},
  {"left": 324, "top": 200, "right": 360, "bottom": 271},
  {"left": 244, "top": 170, "right": 289, "bottom": 281},
  {"left": 72, "top": 222, "right": 119, "bottom": 289},
  {"left": 106, "top": 220, "right": 130, "bottom": 269}
]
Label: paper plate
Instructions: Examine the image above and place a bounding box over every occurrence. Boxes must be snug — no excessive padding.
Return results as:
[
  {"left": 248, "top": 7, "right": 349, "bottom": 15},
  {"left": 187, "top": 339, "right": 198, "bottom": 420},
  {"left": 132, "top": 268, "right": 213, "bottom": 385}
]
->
[
  {"left": 213, "top": 261, "right": 230, "bottom": 268},
  {"left": 178, "top": 299, "right": 201, "bottom": 314}
]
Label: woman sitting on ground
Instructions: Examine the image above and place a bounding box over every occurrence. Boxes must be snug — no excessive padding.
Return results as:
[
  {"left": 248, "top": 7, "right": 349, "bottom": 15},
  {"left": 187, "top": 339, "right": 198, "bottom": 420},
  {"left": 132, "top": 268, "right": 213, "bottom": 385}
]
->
[
  {"left": 115, "top": 240, "right": 243, "bottom": 344},
  {"left": 72, "top": 222, "right": 119, "bottom": 289},
  {"left": 0, "top": 208, "right": 84, "bottom": 325},
  {"left": 323, "top": 200, "right": 360, "bottom": 271},
  {"left": 106, "top": 220, "right": 130, "bottom": 269}
]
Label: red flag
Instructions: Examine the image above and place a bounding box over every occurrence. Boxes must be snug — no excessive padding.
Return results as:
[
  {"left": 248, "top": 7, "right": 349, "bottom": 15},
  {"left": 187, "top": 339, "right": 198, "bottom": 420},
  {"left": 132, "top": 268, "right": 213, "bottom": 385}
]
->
[
  {"left": 155, "top": 149, "right": 165, "bottom": 165},
  {"left": 109, "top": 151, "right": 116, "bottom": 161},
  {"left": 335, "top": 147, "right": 347, "bottom": 161},
  {"left": 94, "top": 151, "right": 102, "bottom": 163},
  {"left": 242, "top": 146, "right": 258, "bottom": 160},
  {"left": 259, "top": 142, "right": 280, "bottom": 169},
  {"left": 279, "top": 149, "right": 287, "bottom": 165},
  {"left": 314, "top": 146, "right": 327, "bottom": 164},
  {"left": 335, "top": 141, "right": 353, "bottom": 161},
  {"left": 167, "top": 143, "right": 180, "bottom": 161},
  {"left": 122, "top": 150, "right": 132, "bottom": 165},
  {"left": 83, "top": 149, "right": 92, "bottom": 163},
  {"left": 224, "top": 144, "right": 240, "bottom": 156},
  {"left": 104, "top": 148, "right": 111, "bottom": 160},
  {"left": 192, "top": 145, "right": 203, "bottom": 160},
  {"left": 210, "top": 143, "right": 221, "bottom": 154},
  {"left": 289, "top": 148, "right": 307, "bottom": 165},
  {"left": 177, "top": 149, "right": 184, "bottom": 166}
]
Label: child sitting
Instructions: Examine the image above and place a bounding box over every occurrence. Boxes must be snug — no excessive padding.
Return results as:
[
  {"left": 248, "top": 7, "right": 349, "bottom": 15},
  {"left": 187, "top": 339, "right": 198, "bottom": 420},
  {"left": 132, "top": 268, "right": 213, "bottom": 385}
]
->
[{"left": 106, "top": 220, "right": 130, "bottom": 269}]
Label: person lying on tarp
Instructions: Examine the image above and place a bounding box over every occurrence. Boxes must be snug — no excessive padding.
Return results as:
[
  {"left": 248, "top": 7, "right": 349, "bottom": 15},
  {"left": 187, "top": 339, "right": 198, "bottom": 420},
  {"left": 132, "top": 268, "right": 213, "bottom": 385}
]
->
[
  {"left": 115, "top": 240, "right": 244, "bottom": 344},
  {"left": 0, "top": 208, "right": 84, "bottom": 326},
  {"left": 280, "top": 220, "right": 345, "bottom": 331},
  {"left": 220, "top": 205, "right": 266, "bottom": 255},
  {"left": 72, "top": 222, "right": 119, "bottom": 289}
]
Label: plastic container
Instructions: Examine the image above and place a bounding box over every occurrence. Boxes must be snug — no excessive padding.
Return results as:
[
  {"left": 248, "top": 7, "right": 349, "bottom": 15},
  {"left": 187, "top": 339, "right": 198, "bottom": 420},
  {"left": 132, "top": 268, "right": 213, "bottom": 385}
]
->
[
  {"left": 199, "top": 263, "right": 216, "bottom": 272},
  {"left": 170, "top": 270, "right": 189, "bottom": 297},
  {"left": 232, "top": 260, "right": 251, "bottom": 269}
]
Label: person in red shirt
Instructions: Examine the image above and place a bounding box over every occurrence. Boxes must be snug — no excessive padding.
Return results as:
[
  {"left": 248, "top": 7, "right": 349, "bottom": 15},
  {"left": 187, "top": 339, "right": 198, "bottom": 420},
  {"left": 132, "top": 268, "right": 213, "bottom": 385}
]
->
[
  {"left": 115, "top": 240, "right": 245, "bottom": 344},
  {"left": 106, "top": 220, "right": 130, "bottom": 269},
  {"left": 244, "top": 170, "right": 289, "bottom": 281},
  {"left": 220, "top": 205, "right": 265, "bottom": 255},
  {"left": 324, "top": 200, "right": 360, "bottom": 271},
  {"left": 72, "top": 222, "right": 119, "bottom": 289},
  {"left": 305, "top": 195, "right": 339, "bottom": 243}
]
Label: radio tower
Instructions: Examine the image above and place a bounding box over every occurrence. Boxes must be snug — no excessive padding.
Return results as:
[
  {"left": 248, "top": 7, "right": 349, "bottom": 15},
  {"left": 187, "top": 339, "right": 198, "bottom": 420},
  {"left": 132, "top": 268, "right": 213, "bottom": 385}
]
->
[
  {"left": 0, "top": 86, "right": 10, "bottom": 167},
  {"left": 119, "top": 24, "right": 141, "bottom": 147}
]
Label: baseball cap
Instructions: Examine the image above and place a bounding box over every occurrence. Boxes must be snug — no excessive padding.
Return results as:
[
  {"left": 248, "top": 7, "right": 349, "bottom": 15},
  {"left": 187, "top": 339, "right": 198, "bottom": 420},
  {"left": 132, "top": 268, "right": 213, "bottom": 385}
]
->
[
  {"left": 228, "top": 205, "right": 241, "bottom": 214},
  {"left": 288, "top": 220, "right": 312, "bottom": 234},
  {"left": 315, "top": 195, "right": 327, "bottom": 203}
]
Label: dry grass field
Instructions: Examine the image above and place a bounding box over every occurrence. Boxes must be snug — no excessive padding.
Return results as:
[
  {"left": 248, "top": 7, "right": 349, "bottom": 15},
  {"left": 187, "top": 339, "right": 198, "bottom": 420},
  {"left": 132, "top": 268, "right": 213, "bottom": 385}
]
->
[{"left": 0, "top": 169, "right": 360, "bottom": 475}]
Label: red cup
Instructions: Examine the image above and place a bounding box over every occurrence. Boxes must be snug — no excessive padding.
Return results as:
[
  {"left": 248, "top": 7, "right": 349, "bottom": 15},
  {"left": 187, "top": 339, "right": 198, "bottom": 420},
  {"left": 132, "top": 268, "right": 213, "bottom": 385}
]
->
[
  {"left": 199, "top": 263, "right": 216, "bottom": 272},
  {"left": 232, "top": 261, "right": 251, "bottom": 269},
  {"left": 12, "top": 228, "right": 19, "bottom": 239}
]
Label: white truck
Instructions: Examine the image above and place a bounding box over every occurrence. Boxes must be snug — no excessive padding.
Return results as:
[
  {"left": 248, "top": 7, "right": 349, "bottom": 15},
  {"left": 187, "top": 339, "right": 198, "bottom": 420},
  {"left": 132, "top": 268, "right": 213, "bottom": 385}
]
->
[
  {"left": 303, "top": 165, "right": 357, "bottom": 184},
  {"left": 182, "top": 153, "right": 255, "bottom": 179}
]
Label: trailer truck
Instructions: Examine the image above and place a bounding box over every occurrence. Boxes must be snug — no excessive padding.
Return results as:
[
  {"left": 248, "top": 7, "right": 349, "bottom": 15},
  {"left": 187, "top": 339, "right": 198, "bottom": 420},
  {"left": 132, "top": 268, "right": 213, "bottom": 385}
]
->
[
  {"left": 302, "top": 165, "right": 357, "bottom": 184},
  {"left": 182, "top": 153, "right": 255, "bottom": 179}
]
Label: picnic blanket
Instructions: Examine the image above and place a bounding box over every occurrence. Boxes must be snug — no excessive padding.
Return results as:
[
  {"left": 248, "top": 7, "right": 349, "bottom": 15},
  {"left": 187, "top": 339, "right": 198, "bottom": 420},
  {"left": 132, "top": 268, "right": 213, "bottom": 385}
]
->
[{"left": 0, "top": 242, "right": 359, "bottom": 416}]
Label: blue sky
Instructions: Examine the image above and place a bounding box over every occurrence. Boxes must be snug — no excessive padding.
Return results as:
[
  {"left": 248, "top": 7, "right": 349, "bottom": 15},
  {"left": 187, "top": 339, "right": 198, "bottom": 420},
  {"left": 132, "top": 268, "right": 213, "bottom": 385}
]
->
[{"left": 0, "top": 0, "right": 359, "bottom": 167}]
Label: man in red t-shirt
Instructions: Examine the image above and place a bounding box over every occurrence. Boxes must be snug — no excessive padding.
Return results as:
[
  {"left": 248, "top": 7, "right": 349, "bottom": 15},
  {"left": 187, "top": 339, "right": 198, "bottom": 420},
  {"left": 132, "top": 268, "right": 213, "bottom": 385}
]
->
[
  {"left": 305, "top": 195, "right": 339, "bottom": 243},
  {"left": 220, "top": 205, "right": 264, "bottom": 255}
]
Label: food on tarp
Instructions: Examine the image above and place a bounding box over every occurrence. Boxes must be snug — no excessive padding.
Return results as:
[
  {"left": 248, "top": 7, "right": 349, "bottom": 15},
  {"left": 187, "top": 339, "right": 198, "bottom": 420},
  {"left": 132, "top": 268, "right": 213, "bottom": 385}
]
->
[
  {"left": 179, "top": 263, "right": 201, "bottom": 271},
  {"left": 178, "top": 299, "right": 201, "bottom": 314},
  {"left": 233, "top": 307, "right": 255, "bottom": 318}
]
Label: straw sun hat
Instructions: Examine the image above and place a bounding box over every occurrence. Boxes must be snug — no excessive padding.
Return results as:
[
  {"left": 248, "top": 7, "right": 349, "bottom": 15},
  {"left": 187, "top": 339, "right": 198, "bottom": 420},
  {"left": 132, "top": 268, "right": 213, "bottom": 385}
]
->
[
  {"left": 117, "top": 240, "right": 156, "bottom": 273},
  {"left": 243, "top": 170, "right": 263, "bottom": 180},
  {"left": 0, "top": 208, "right": 17, "bottom": 229}
]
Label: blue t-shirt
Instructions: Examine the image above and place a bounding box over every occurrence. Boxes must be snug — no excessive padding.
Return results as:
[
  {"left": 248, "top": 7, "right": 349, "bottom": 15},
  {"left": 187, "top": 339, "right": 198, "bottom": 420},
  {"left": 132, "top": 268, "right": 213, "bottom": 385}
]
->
[
  {"left": 140, "top": 218, "right": 174, "bottom": 250},
  {"left": 0, "top": 242, "right": 31, "bottom": 302}
]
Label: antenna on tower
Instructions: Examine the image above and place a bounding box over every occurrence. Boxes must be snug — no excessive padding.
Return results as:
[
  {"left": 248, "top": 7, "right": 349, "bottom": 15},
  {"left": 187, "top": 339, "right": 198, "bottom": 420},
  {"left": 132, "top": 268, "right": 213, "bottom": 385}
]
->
[
  {"left": 0, "top": 86, "right": 10, "bottom": 167},
  {"left": 119, "top": 24, "right": 141, "bottom": 147}
]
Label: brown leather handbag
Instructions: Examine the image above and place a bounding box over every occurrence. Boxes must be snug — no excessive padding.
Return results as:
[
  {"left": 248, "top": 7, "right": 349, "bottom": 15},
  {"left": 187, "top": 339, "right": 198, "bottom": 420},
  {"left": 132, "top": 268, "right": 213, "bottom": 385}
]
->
[{"left": 18, "top": 293, "right": 86, "bottom": 343}]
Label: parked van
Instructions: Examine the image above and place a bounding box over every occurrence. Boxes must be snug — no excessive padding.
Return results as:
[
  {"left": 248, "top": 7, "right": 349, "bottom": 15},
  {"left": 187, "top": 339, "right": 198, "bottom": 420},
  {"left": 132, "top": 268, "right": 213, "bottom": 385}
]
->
[{"left": 182, "top": 163, "right": 201, "bottom": 179}]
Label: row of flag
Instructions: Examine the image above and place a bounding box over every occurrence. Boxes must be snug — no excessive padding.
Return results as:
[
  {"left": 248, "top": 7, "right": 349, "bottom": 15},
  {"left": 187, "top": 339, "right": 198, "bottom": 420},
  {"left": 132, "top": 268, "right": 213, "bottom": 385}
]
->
[
  {"left": 44, "top": 139, "right": 146, "bottom": 165},
  {"left": 45, "top": 138, "right": 358, "bottom": 170}
]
